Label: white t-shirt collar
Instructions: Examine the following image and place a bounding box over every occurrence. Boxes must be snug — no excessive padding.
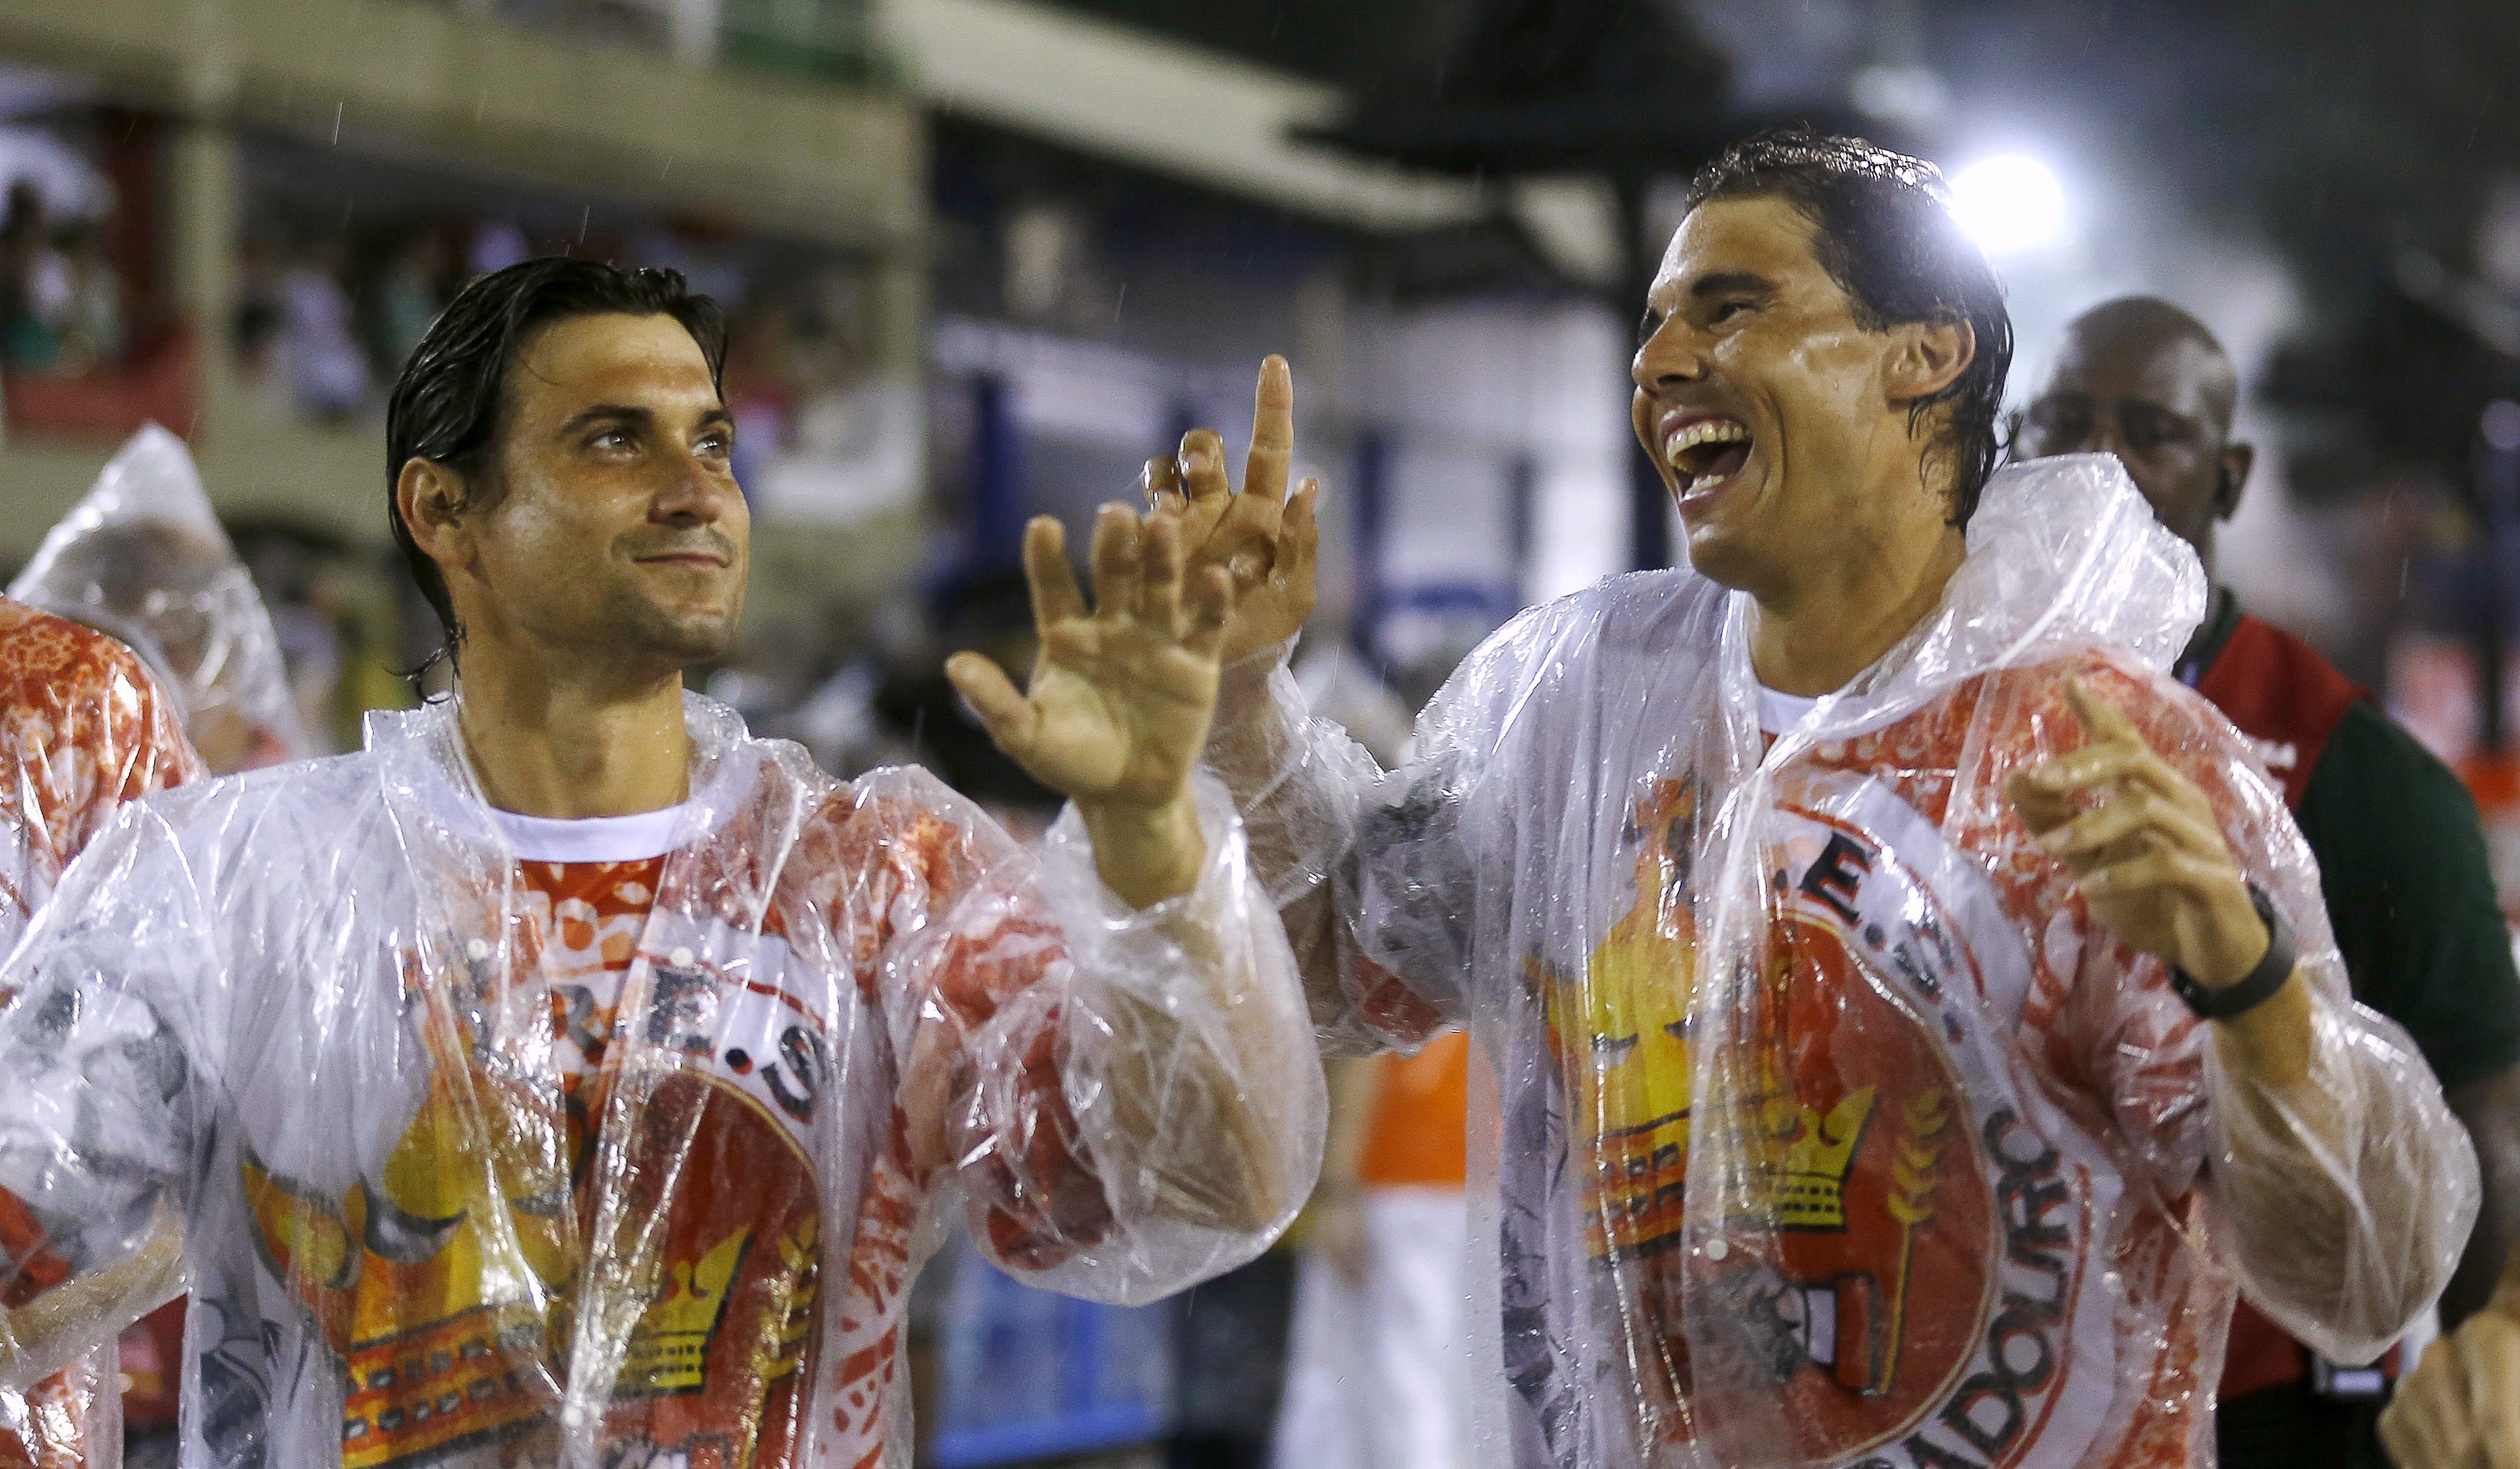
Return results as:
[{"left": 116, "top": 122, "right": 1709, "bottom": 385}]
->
[
  {"left": 490, "top": 803, "right": 695, "bottom": 863},
  {"left": 1755, "top": 681, "right": 1917, "bottom": 741},
  {"left": 1757, "top": 685, "right": 1821, "bottom": 736}
]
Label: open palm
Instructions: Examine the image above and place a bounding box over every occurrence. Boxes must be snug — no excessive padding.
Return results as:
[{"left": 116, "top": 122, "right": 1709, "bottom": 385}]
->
[
  {"left": 1143, "top": 355, "right": 1320, "bottom": 667},
  {"left": 946, "top": 505, "right": 1232, "bottom": 809}
]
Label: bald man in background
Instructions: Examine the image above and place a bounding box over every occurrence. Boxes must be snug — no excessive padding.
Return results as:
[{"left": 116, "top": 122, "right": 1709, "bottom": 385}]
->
[{"left": 2017, "top": 295, "right": 2520, "bottom": 1469}]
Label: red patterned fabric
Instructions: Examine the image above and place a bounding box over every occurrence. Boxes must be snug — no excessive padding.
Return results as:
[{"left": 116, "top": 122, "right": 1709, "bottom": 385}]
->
[
  {"left": 0, "top": 598, "right": 200, "bottom": 940},
  {"left": 249, "top": 809, "right": 1101, "bottom": 1469},
  {"left": 0, "top": 597, "right": 198, "bottom": 1469},
  {"left": 1776, "top": 653, "right": 2233, "bottom": 1468}
]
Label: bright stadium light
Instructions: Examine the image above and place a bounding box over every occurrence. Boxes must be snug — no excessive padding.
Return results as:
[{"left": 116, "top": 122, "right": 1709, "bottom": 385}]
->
[{"left": 1949, "top": 153, "right": 2069, "bottom": 257}]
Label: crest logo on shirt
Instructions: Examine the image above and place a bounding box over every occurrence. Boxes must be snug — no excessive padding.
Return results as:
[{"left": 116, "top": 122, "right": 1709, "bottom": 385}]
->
[
  {"left": 242, "top": 881, "right": 829, "bottom": 1469},
  {"left": 1534, "top": 771, "right": 2122, "bottom": 1469}
]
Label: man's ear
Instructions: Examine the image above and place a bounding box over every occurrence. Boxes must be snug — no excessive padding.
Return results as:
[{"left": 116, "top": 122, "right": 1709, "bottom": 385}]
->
[
  {"left": 1886, "top": 319, "right": 1977, "bottom": 405},
  {"left": 2216, "top": 441, "right": 2254, "bottom": 521},
  {"left": 395, "top": 457, "right": 474, "bottom": 584}
]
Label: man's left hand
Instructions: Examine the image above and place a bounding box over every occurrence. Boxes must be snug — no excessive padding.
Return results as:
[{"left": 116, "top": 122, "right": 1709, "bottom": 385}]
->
[
  {"left": 947, "top": 504, "right": 1232, "bottom": 907},
  {"left": 2008, "top": 677, "right": 2274, "bottom": 994}
]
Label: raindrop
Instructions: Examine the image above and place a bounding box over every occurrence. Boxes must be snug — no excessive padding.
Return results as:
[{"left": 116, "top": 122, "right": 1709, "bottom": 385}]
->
[{"left": 330, "top": 102, "right": 343, "bottom": 145}]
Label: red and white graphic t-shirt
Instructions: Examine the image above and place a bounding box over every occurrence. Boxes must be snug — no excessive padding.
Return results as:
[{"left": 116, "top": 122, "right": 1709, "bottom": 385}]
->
[
  {"left": 1469, "top": 655, "right": 2238, "bottom": 1469},
  {"left": 1729, "top": 662, "right": 2217, "bottom": 1469},
  {"left": 238, "top": 799, "right": 1074, "bottom": 1469},
  {"left": 505, "top": 806, "right": 827, "bottom": 1469}
]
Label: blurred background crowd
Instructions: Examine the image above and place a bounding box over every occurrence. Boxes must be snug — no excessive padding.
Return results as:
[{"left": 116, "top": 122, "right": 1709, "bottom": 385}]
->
[{"left": 7, "top": 0, "right": 2520, "bottom": 1465}]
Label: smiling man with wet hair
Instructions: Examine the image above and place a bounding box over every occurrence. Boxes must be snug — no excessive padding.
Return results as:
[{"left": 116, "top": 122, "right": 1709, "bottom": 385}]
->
[
  {"left": 1641, "top": 131, "right": 2013, "bottom": 549},
  {"left": 1166, "top": 132, "right": 2478, "bottom": 1468}
]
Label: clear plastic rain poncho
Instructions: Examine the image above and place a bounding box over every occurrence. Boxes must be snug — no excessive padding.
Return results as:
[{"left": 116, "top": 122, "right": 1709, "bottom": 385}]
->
[
  {"left": 0, "top": 691, "right": 1320, "bottom": 1469},
  {"left": 9, "top": 423, "right": 315, "bottom": 774},
  {"left": 0, "top": 597, "right": 202, "bottom": 1469},
  {"left": 1207, "top": 454, "right": 2480, "bottom": 1469}
]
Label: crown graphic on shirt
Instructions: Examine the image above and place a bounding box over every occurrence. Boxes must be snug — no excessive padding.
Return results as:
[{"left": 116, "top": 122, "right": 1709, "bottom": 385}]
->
[
  {"left": 621, "top": 1227, "right": 751, "bottom": 1392},
  {"left": 1750, "top": 1087, "right": 1878, "bottom": 1230}
]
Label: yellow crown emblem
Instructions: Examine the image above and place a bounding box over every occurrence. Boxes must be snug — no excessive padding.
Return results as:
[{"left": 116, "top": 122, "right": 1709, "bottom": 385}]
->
[
  {"left": 1750, "top": 1087, "right": 1876, "bottom": 1230},
  {"left": 621, "top": 1228, "right": 750, "bottom": 1393},
  {"left": 749, "top": 1216, "right": 820, "bottom": 1386}
]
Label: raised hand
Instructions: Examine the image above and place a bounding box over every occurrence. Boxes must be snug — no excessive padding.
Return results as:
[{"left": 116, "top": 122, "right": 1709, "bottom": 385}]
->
[
  {"left": 2008, "top": 678, "right": 2269, "bottom": 987},
  {"left": 2008, "top": 675, "right": 2318, "bottom": 1082},
  {"left": 1143, "top": 355, "right": 1320, "bottom": 668},
  {"left": 945, "top": 505, "right": 1233, "bottom": 906}
]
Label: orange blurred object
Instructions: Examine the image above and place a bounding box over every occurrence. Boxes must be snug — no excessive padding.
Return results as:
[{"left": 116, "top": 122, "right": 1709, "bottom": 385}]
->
[{"left": 1358, "top": 1032, "right": 1471, "bottom": 1190}]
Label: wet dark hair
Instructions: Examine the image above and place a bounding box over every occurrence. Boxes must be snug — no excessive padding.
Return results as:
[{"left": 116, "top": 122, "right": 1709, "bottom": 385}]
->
[
  {"left": 1679, "top": 130, "right": 2013, "bottom": 527},
  {"left": 384, "top": 257, "right": 726, "bottom": 662}
]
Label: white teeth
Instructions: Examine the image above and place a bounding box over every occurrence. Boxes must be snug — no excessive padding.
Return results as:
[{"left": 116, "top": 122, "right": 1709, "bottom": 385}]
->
[{"left": 1664, "top": 418, "right": 1750, "bottom": 468}]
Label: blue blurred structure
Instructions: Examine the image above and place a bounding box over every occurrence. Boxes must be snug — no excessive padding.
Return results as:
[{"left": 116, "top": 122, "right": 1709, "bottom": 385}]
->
[{"left": 929, "top": 1231, "right": 1174, "bottom": 1467}]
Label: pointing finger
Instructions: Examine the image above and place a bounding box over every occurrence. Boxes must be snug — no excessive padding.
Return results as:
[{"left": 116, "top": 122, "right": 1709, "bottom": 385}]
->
[
  {"left": 945, "top": 652, "right": 1039, "bottom": 758},
  {"left": 2064, "top": 675, "right": 2143, "bottom": 747},
  {"left": 1244, "top": 354, "right": 1294, "bottom": 506},
  {"left": 1021, "top": 516, "right": 1086, "bottom": 629}
]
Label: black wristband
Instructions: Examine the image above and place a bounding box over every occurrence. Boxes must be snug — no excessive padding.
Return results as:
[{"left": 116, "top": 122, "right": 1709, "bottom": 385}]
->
[{"left": 2167, "top": 881, "right": 2297, "bottom": 1020}]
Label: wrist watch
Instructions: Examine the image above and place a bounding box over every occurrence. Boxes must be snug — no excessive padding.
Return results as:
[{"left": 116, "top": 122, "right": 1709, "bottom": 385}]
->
[{"left": 2167, "top": 881, "right": 2296, "bottom": 1020}]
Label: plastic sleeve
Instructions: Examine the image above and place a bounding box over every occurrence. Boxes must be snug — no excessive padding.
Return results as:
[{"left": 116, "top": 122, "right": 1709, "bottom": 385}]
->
[
  {"left": 2200, "top": 971, "right": 2482, "bottom": 1365},
  {"left": 894, "top": 771, "right": 1325, "bottom": 1308},
  {"left": 1204, "top": 647, "right": 1380, "bottom": 913},
  {"left": 7, "top": 423, "right": 315, "bottom": 770},
  {"left": 1202, "top": 644, "right": 1470, "bottom": 1055},
  {"left": 2117, "top": 673, "right": 2485, "bottom": 1364},
  {"left": 0, "top": 809, "right": 211, "bottom": 1390}
]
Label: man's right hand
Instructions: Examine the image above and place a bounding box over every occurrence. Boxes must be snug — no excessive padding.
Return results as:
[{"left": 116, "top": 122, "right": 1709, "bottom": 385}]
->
[
  {"left": 1143, "top": 354, "right": 1320, "bottom": 670},
  {"left": 2380, "top": 1298, "right": 2520, "bottom": 1469}
]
